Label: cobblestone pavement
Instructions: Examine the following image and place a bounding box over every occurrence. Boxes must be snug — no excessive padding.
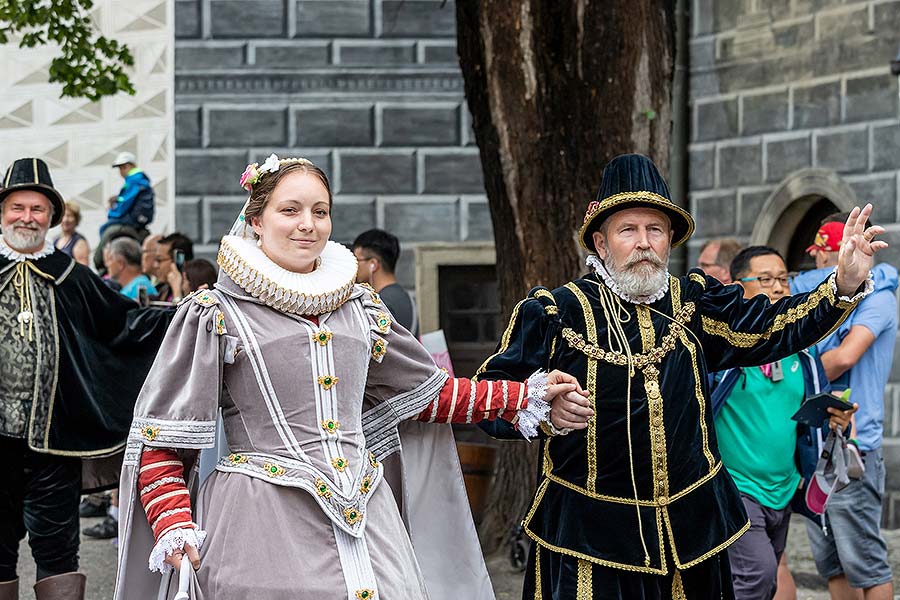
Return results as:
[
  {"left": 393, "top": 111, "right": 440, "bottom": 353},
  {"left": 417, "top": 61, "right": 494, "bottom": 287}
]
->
[
  {"left": 488, "top": 516, "right": 900, "bottom": 600},
  {"left": 14, "top": 516, "right": 900, "bottom": 599}
]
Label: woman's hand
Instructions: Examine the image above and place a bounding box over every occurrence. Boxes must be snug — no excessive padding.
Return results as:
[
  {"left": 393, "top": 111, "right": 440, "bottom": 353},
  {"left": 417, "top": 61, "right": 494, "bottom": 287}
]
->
[
  {"left": 826, "top": 403, "right": 858, "bottom": 432},
  {"left": 545, "top": 370, "right": 593, "bottom": 430},
  {"left": 164, "top": 543, "right": 201, "bottom": 571}
]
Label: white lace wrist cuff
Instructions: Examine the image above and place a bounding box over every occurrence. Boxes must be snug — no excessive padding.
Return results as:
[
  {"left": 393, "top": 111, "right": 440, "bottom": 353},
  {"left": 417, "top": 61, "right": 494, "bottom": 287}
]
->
[
  {"left": 829, "top": 272, "right": 874, "bottom": 304},
  {"left": 517, "top": 370, "right": 551, "bottom": 439},
  {"left": 148, "top": 526, "right": 207, "bottom": 574}
]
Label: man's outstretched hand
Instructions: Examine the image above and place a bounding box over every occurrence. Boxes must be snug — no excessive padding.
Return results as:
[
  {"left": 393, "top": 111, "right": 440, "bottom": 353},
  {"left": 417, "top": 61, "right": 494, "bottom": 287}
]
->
[{"left": 835, "top": 204, "right": 888, "bottom": 296}]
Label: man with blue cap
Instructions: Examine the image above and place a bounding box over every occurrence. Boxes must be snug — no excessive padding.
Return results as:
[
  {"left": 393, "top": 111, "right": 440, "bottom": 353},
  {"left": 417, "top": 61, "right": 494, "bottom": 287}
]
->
[{"left": 476, "top": 154, "right": 885, "bottom": 599}]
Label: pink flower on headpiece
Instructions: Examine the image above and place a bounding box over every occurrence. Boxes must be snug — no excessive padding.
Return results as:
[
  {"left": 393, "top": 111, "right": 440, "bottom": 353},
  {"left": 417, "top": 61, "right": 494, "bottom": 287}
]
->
[{"left": 239, "top": 163, "right": 260, "bottom": 191}]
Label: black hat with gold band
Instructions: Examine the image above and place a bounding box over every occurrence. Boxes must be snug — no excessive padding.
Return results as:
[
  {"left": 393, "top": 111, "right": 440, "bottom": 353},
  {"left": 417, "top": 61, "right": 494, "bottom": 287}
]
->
[
  {"left": 0, "top": 157, "right": 66, "bottom": 228},
  {"left": 580, "top": 154, "right": 694, "bottom": 253}
]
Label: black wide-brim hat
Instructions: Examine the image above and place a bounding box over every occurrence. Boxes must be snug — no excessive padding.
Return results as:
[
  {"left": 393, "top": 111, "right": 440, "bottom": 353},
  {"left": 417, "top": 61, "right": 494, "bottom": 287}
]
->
[
  {"left": 580, "top": 154, "right": 695, "bottom": 253},
  {"left": 0, "top": 158, "right": 66, "bottom": 227}
]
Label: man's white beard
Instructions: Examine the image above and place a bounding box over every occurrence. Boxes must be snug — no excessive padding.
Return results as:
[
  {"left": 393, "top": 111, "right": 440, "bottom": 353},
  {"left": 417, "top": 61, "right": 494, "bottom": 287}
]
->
[
  {"left": 605, "top": 249, "right": 669, "bottom": 299},
  {"left": 2, "top": 221, "right": 47, "bottom": 251}
]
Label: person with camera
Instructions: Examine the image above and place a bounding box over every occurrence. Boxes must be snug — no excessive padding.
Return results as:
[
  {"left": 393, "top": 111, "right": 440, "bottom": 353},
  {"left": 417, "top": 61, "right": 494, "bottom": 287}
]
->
[{"left": 151, "top": 232, "right": 193, "bottom": 303}]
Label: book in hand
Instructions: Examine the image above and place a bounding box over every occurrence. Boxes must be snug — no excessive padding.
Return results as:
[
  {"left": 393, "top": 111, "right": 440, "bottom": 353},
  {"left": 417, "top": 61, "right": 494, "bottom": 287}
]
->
[{"left": 791, "top": 390, "right": 853, "bottom": 428}]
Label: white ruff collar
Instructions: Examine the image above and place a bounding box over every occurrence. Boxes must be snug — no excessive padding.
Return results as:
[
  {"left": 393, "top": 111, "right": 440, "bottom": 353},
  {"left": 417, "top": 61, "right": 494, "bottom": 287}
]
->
[
  {"left": 586, "top": 255, "right": 669, "bottom": 305},
  {"left": 0, "top": 237, "right": 54, "bottom": 262},
  {"left": 217, "top": 236, "right": 357, "bottom": 315}
]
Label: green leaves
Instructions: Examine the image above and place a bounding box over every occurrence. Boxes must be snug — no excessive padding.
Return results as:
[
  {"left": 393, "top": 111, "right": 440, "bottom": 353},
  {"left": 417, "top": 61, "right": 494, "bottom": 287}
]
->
[{"left": 0, "top": 0, "right": 135, "bottom": 101}]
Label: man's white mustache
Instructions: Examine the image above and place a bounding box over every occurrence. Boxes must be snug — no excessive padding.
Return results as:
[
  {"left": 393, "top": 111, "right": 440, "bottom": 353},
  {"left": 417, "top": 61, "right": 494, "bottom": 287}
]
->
[
  {"left": 11, "top": 221, "right": 39, "bottom": 230},
  {"left": 624, "top": 251, "right": 665, "bottom": 268}
]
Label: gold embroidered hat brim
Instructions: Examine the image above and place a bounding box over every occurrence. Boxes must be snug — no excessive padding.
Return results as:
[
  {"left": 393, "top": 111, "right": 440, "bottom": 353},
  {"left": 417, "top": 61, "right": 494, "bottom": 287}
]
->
[{"left": 579, "top": 191, "right": 696, "bottom": 252}]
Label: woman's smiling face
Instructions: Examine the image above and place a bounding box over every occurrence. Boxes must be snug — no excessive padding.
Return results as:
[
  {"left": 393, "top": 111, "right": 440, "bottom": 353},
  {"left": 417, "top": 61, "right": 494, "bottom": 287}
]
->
[{"left": 250, "top": 170, "right": 332, "bottom": 274}]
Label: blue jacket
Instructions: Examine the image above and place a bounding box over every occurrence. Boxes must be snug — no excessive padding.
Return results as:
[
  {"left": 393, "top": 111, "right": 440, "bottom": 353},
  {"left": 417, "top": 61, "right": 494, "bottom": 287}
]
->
[
  {"left": 709, "top": 349, "right": 830, "bottom": 528},
  {"left": 102, "top": 169, "right": 152, "bottom": 232}
]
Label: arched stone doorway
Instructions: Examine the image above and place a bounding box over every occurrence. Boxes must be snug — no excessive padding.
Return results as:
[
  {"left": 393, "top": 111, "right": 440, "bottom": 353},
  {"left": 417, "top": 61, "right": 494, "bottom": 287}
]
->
[{"left": 750, "top": 169, "right": 857, "bottom": 271}]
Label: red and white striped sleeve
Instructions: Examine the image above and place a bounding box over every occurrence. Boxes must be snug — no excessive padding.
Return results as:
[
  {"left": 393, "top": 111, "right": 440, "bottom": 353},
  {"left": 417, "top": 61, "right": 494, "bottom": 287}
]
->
[
  {"left": 138, "top": 447, "right": 206, "bottom": 572},
  {"left": 139, "top": 448, "right": 194, "bottom": 540},
  {"left": 414, "top": 370, "right": 551, "bottom": 436}
]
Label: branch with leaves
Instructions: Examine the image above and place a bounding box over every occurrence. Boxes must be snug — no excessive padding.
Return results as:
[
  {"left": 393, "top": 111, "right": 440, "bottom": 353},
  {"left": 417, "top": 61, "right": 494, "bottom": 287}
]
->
[{"left": 0, "top": 0, "right": 135, "bottom": 101}]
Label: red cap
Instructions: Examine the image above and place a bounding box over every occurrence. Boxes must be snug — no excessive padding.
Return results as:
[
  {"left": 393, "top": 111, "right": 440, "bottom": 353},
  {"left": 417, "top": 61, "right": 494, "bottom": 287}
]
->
[{"left": 806, "top": 221, "right": 844, "bottom": 253}]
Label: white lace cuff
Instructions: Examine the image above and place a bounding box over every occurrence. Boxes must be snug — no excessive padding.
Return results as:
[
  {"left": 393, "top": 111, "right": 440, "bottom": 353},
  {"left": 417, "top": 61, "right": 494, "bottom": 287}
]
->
[
  {"left": 829, "top": 272, "right": 874, "bottom": 304},
  {"left": 148, "top": 526, "right": 207, "bottom": 574},
  {"left": 516, "top": 370, "right": 552, "bottom": 439}
]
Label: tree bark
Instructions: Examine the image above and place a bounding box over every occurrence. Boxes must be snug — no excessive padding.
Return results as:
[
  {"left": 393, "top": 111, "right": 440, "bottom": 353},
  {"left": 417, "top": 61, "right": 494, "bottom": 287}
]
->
[{"left": 455, "top": 0, "right": 676, "bottom": 554}]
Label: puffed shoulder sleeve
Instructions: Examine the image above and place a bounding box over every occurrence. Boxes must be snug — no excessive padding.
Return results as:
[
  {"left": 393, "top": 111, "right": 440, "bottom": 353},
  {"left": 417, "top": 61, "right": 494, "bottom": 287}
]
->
[
  {"left": 693, "top": 269, "right": 869, "bottom": 373},
  {"left": 126, "top": 290, "right": 233, "bottom": 457},
  {"left": 474, "top": 290, "right": 555, "bottom": 383}
]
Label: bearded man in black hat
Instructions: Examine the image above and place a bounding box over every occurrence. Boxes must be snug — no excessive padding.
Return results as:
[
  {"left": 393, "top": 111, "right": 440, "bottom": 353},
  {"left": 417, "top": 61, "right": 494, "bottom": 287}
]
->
[
  {"left": 476, "top": 154, "right": 886, "bottom": 599},
  {"left": 0, "top": 158, "right": 171, "bottom": 600}
]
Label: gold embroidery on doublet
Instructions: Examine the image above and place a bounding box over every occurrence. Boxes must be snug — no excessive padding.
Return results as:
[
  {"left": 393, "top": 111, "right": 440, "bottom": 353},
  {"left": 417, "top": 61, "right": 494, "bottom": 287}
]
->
[
  {"left": 700, "top": 277, "right": 844, "bottom": 348},
  {"left": 565, "top": 283, "right": 599, "bottom": 493},
  {"left": 576, "top": 559, "right": 592, "bottom": 599}
]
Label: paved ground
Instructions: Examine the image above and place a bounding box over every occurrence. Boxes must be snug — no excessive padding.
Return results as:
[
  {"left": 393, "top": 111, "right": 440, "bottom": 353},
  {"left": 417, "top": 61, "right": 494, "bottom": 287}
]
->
[
  {"left": 14, "top": 515, "right": 900, "bottom": 598},
  {"left": 488, "top": 516, "right": 900, "bottom": 600}
]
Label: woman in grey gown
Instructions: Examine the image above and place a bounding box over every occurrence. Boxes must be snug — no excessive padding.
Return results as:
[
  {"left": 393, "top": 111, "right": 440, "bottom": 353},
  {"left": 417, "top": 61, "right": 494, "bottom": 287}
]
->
[{"left": 113, "top": 155, "right": 591, "bottom": 600}]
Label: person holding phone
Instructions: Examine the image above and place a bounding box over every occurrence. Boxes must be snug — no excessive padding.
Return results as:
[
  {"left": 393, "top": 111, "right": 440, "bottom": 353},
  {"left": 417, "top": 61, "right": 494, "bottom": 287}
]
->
[{"left": 152, "top": 233, "right": 193, "bottom": 303}]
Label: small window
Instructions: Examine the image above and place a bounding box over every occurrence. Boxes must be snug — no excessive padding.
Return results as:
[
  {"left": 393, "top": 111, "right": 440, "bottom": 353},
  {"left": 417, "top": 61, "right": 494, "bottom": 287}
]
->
[{"left": 438, "top": 264, "right": 500, "bottom": 379}]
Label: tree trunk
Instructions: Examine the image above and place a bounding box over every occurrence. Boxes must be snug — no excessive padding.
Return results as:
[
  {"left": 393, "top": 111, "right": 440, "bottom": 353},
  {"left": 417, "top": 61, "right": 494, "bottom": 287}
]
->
[{"left": 455, "top": 0, "right": 676, "bottom": 554}]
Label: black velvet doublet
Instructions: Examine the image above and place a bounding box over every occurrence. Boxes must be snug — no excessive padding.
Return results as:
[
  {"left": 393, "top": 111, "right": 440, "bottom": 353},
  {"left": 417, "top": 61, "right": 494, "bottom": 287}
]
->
[{"left": 477, "top": 269, "right": 861, "bottom": 594}]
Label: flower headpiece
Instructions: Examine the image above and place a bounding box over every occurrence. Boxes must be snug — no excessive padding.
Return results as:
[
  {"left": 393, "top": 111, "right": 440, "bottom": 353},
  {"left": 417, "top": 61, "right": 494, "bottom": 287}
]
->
[{"left": 239, "top": 153, "right": 314, "bottom": 191}]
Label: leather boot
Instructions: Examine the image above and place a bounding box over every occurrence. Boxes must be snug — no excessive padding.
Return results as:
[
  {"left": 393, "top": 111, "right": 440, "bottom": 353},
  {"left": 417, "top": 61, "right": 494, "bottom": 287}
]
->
[
  {"left": 33, "top": 573, "right": 85, "bottom": 600},
  {"left": 0, "top": 579, "right": 18, "bottom": 600}
]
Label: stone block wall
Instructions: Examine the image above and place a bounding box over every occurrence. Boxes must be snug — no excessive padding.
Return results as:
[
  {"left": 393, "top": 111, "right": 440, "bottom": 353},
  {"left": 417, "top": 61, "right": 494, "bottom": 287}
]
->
[
  {"left": 689, "top": 0, "right": 900, "bottom": 526},
  {"left": 173, "top": 0, "right": 487, "bottom": 287}
]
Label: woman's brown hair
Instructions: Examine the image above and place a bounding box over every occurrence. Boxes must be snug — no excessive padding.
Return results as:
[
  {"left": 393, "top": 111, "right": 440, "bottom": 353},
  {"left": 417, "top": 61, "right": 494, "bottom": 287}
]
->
[{"left": 244, "top": 159, "right": 333, "bottom": 226}]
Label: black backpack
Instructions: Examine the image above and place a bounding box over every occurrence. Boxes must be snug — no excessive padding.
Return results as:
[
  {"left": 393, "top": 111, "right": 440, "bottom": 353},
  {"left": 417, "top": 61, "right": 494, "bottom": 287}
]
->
[{"left": 132, "top": 184, "right": 155, "bottom": 226}]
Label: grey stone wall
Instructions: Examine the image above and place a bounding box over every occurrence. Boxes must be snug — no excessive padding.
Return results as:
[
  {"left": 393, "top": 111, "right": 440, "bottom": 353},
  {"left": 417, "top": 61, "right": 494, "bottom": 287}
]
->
[
  {"left": 689, "top": 0, "right": 900, "bottom": 526},
  {"left": 173, "top": 0, "right": 487, "bottom": 288}
]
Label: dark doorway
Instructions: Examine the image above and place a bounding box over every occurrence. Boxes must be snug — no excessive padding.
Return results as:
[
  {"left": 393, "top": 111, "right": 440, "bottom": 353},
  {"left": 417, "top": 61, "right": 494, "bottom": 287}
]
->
[{"left": 784, "top": 197, "right": 839, "bottom": 272}]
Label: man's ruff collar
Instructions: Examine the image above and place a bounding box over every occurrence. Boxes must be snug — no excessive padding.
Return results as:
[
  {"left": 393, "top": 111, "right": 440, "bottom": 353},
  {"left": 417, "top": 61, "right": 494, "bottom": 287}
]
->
[
  {"left": 217, "top": 236, "right": 357, "bottom": 315},
  {"left": 0, "top": 237, "right": 54, "bottom": 262},
  {"left": 586, "top": 255, "right": 669, "bottom": 305}
]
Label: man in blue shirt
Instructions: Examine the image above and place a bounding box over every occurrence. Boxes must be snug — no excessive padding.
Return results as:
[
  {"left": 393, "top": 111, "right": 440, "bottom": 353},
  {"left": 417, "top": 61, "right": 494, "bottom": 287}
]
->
[
  {"left": 103, "top": 237, "right": 156, "bottom": 302},
  {"left": 93, "top": 152, "right": 155, "bottom": 271},
  {"left": 792, "top": 217, "right": 896, "bottom": 600}
]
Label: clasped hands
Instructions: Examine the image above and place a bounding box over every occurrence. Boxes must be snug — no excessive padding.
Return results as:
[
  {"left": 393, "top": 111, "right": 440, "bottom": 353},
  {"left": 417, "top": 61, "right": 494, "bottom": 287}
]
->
[{"left": 544, "top": 370, "right": 594, "bottom": 431}]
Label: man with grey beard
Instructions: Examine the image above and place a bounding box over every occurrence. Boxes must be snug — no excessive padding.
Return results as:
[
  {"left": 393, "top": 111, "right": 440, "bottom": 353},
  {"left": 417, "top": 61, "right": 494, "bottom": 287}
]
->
[
  {"left": 0, "top": 158, "right": 171, "bottom": 600},
  {"left": 475, "top": 154, "right": 886, "bottom": 599}
]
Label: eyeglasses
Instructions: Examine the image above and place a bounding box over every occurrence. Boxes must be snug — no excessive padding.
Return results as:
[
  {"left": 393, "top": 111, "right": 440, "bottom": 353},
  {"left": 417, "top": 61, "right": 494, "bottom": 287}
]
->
[
  {"left": 739, "top": 275, "right": 793, "bottom": 288},
  {"left": 355, "top": 255, "right": 375, "bottom": 263}
]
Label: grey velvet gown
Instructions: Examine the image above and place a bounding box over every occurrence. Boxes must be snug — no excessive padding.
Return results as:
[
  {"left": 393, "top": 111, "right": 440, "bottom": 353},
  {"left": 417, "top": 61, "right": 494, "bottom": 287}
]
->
[{"left": 114, "top": 239, "right": 496, "bottom": 600}]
